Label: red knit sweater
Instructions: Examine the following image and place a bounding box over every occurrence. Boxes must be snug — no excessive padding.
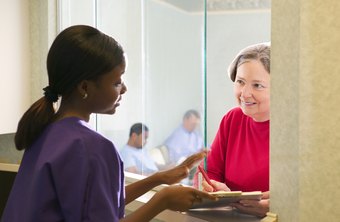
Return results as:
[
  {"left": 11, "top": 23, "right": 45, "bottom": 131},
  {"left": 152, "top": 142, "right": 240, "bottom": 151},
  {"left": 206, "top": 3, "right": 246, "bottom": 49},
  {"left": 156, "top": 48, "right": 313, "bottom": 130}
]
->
[{"left": 206, "top": 107, "right": 269, "bottom": 192}]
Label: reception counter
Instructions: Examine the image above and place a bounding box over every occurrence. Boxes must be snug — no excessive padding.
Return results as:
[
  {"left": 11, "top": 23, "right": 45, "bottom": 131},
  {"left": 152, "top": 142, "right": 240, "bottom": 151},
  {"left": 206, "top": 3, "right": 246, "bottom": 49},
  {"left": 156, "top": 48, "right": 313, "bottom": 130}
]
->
[
  {"left": 124, "top": 172, "right": 262, "bottom": 222},
  {"left": 127, "top": 198, "right": 261, "bottom": 222},
  {"left": 0, "top": 163, "right": 19, "bottom": 172},
  {"left": 0, "top": 163, "right": 19, "bottom": 217},
  {"left": 0, "top": 164, "right": 261, "bottom": 222}
]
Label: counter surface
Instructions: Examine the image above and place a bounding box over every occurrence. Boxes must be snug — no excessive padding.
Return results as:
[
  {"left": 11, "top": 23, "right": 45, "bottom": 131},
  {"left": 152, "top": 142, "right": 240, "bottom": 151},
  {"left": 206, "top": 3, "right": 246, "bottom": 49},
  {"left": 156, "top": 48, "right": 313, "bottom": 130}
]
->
[
  {"left": 0, "top": 165, "right": 261, "bottom": 222},
  {"left": 0, "top": 163, "right": 19, "bottom": 172}
]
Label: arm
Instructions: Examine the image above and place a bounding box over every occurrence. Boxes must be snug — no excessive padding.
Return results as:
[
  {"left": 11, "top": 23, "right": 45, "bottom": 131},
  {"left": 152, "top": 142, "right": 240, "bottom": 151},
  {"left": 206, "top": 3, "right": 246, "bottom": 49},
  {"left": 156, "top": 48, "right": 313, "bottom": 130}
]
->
[
  {"left": 125, "top": 150, "right": 207, "bottom": 205},
  {"left": 122, "top": 186, "right": 217, "bottom": 222},
  {"left": 206, "top": 118, "right": 229, "bottom": 182},
  {"left": 125, "top": 172, "right": 164, "bottom": 205}
]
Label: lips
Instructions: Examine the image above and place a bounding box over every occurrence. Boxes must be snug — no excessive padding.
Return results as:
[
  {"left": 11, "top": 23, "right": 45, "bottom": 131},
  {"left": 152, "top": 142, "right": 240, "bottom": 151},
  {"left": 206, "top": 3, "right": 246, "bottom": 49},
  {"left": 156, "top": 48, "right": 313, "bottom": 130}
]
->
[
  {"left": 114, "top": 97, "right": 122, "bottom": 107},
  {"left": 241, "top": 101, "right": 256, "bottom": 106}
]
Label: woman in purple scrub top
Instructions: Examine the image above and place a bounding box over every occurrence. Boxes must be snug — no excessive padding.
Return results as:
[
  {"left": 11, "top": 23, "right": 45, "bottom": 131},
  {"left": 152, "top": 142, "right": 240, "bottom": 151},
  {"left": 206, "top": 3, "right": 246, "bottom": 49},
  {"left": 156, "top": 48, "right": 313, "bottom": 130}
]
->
[{"left": 2, "top": 25, "right": 215, "bottom": 222}]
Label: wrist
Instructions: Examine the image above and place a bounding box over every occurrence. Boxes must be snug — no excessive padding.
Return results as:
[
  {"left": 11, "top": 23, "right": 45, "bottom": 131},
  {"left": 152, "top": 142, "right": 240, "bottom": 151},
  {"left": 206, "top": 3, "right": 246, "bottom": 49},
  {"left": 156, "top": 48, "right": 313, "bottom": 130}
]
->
[
  {"left": 148, "top": 171, "right": 165, "bottom": 186},
  {"left": 149, "top": 189, "right": 167, "bottom": 212}
]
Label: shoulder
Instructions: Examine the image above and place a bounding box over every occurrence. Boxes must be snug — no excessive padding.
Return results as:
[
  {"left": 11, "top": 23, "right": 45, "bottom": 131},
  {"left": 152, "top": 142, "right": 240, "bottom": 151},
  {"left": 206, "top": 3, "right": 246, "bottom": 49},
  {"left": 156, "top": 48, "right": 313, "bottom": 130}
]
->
[
  {"left": 220, "top": 107, "right": 244, "bottom": 122},
  {"left": 42, "top": 117, "right": 118, "bottom": 158},
  {"left": 120, "top": 145, "right": 137, "bottom": 156},
  {"left": 216, "top": 107, "right": 250, "bottom": 132},
  {"left": 226, "top": 107, "right": 243, "bottom": 117},
  {"left": 170, "top": 126, "right": 184, "bottom": 135},
  {"left": 164, "top": 126, "right": 183, "bottom": 141}
]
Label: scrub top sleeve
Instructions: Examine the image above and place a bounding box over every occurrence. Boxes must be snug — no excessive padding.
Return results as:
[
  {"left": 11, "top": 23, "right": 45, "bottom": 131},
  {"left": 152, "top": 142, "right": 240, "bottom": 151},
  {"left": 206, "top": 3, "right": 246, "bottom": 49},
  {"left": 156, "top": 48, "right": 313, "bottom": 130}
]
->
[
  {"left": 50, "top": 139, "right": 90, "bottom": 221},
  {"left": 51, "top": 139, "right": 123, "bottom": 222}
]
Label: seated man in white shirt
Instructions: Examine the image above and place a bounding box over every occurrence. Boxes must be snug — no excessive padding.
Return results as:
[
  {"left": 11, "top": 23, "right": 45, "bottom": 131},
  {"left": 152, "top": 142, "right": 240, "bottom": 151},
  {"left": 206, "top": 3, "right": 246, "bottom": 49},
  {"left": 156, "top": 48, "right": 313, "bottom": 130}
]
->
[{"left": 119, "top": 123, "right": 158, "bottom": 175}]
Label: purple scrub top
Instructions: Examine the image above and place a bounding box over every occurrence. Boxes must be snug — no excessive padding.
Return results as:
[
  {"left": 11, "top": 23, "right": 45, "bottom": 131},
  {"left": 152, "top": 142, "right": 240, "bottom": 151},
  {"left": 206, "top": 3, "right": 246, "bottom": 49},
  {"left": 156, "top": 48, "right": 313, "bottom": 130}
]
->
[{"left": 2, "top": 117, "right": 125, "bottom": 222}]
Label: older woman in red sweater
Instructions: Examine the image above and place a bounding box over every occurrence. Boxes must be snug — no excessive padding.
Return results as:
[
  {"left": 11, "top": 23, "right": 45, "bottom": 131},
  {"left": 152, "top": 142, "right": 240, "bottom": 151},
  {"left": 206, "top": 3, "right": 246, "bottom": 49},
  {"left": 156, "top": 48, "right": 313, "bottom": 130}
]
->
[{"left": 195, "top": 43, "right": 270, "bottom": 217}]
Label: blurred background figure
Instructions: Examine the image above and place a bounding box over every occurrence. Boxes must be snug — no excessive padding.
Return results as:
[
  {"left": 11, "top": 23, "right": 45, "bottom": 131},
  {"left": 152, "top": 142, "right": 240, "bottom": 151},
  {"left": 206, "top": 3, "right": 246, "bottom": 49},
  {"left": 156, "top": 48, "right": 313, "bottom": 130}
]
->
[
  {"left": 120, "top": 123, "right": 158, "bottom": 175},
  {"left": 164, "top": 109, "right": 204, "bottom": 165},
  {"left": 163, "top": 110, "right": 204, "bottom": 185}
]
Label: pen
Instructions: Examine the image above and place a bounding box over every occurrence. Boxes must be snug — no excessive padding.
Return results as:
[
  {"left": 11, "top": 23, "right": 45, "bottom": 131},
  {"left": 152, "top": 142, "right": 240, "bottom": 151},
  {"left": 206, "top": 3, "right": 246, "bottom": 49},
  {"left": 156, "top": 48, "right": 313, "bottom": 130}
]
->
[{"left": 198, "top": 165, "right": 216, "bottom": 191}]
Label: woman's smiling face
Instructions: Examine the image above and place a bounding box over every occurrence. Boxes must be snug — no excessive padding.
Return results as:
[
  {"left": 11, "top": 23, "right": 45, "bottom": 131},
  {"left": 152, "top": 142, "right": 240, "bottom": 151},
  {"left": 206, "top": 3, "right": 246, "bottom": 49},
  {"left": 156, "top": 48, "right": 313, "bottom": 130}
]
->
[{"left": 233, "top": 60, "right": 270, "bottom": 122}]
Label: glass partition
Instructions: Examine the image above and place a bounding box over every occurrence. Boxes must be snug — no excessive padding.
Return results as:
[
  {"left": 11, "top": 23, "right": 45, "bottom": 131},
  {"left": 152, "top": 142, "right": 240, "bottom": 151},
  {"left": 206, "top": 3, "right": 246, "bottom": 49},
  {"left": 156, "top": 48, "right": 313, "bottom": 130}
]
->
[
  {"left": 58, "top": 0, "right": 271, "bottom": 183},
  {"left": 96, "top": 1, "right": 207, "bottom": 185}
]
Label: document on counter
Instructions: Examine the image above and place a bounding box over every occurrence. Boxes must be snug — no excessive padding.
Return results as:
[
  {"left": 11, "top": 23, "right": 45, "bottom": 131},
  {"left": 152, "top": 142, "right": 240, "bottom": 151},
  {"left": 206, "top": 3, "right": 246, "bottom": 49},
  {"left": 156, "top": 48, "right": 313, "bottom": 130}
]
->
[{"left": 190, "top": 191, "right": 262, "bottom": 209}]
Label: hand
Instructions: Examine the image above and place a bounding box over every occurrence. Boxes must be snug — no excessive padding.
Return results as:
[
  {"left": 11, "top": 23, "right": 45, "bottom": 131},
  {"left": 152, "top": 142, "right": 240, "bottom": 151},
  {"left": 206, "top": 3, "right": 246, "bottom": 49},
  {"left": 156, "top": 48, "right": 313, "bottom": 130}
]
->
[
  {"left": 157, "top": 151, "right": 207, "bottom": 185},
  {"left": 202, "top": 179, "right": 230, "bottom": 192},
  {"left": 154, "top": 185, "right": 217, "bottom": 212},
  {"left": 177, "top": 150, "right": 208, "bottom": 169},
  {"left": 229, "top": 191, "right": 270, "bottom": 217}
]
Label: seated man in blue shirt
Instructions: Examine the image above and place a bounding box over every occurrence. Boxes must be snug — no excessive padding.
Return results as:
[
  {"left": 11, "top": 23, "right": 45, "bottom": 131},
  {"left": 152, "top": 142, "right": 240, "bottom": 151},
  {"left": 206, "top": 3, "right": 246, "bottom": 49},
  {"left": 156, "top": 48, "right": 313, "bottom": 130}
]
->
[
  {"left": 119, "top": 123, "right": 158, "bottom": 175},
  {"left": 164, "top": 110, "right": 204, "bottom": 165}
]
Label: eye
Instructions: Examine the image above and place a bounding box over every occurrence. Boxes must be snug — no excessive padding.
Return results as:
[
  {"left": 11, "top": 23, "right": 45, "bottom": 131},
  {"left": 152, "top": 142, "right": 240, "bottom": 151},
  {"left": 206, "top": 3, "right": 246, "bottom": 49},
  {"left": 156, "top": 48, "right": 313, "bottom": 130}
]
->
[
  {"left": 113, "top": 80, "right": 124, "bottom": 88},
  {"left": 253, "top": 83, "right": 265, "bottom": 89},
  {"left": 235, "top": 79, "right": 244, "bottom": 85}
]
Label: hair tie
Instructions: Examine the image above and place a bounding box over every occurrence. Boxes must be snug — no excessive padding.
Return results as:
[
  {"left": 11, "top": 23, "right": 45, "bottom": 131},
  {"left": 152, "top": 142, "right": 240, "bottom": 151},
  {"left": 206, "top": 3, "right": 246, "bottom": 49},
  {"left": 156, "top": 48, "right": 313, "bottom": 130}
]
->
[{"left": 43, "top": 86, "right": 59, "bottom": 102}]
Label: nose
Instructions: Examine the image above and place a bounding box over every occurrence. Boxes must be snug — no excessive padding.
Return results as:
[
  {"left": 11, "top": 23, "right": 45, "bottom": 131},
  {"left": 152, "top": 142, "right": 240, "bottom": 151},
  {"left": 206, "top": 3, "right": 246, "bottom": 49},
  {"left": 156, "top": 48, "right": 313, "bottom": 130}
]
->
[
  {"left": 241, "top": 85, "right": 252, "bottom": 98},
  {"left": 121, "top": 82, "right": 127, "bottom": 94}
]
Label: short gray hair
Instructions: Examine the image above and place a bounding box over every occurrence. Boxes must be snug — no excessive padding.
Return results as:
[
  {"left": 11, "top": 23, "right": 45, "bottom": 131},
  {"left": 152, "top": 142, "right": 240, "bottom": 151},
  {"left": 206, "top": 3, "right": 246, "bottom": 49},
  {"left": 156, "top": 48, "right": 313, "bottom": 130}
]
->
[
  {"left": 183, "top": 109, "right": 200, "bottom": 120},
  {"left": 228, "top": 42, "right": 270, "bottom": 82}
]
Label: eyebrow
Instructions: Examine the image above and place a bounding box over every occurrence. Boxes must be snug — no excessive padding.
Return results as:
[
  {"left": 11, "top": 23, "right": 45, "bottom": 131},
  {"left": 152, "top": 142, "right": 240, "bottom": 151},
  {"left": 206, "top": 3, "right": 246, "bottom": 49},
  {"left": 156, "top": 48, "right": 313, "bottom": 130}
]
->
[{"left": 236, "top": 77, "right": 266, "bottom": 83}]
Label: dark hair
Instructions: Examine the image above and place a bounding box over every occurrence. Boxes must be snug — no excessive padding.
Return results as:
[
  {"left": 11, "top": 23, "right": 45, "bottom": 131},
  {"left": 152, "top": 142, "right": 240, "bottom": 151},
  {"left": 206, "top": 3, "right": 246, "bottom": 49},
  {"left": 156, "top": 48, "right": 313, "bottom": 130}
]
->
[
  {"left": 183, "top": 109, "right": 200, "bottom": 120},
  {"left": 228, "top": 43, "right": 270, "bottom": 82},
  {"left": 15, "top": 25, "right": 125, "bottom": 150},
  {"left": 129, "top": 123, "right": 149, "bottom": 137}
]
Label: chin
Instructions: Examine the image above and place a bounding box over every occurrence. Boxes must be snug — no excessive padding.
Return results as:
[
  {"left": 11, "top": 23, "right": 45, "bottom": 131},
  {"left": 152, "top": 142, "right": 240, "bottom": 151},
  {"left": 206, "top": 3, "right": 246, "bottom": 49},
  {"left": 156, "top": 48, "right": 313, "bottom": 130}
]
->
[
  {"left": 102, "top": 108, "right": 117, "bottom": 115},
  {"left": 241, "top": 109, "right": 252, "bottom": 117}
]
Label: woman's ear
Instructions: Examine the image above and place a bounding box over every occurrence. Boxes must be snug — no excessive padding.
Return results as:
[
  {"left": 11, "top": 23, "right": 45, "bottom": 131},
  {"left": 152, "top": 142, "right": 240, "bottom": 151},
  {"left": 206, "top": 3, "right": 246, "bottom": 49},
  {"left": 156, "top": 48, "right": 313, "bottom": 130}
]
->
[{"left": 77, "top": 80, "right": 89, "bottom": 99}]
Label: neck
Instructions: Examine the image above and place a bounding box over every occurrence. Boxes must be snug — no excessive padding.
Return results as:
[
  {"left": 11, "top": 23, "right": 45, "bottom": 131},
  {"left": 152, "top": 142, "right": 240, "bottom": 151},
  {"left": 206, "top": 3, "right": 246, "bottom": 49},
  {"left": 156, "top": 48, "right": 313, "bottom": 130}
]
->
[
  {"left": 56, "top": 96, "right": 91, "bottom": 122},
  {"left": 127, "top": 139, "right": 138, "bottom": 149}
]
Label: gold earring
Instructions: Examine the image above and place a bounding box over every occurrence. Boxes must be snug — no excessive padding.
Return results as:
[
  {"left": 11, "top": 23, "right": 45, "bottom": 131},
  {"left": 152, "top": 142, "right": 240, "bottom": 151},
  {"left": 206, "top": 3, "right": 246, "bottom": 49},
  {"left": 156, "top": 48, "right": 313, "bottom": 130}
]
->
[{"left": 83, "top": 93, "right": 88, "bottom": 99}]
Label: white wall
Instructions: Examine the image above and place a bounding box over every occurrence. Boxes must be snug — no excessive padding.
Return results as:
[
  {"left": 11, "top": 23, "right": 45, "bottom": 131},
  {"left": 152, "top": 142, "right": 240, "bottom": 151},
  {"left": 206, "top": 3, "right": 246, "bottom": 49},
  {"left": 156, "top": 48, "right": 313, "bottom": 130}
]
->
[{"left": 0, "top": 0, "right": 31, "bottom": 134}]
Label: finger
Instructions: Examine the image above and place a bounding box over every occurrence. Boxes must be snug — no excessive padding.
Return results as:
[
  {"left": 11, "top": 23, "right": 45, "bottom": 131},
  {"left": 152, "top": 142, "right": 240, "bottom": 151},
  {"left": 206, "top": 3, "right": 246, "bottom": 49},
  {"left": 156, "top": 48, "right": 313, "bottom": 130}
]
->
[
  {"left": 238, "top": 201, "right": 253, "bottom": 207},
  {"left": 209, "top": 180, "right": 222, "bottom": 191},
  {"left": 178, "top": 166, "right": 190, "bottom": 178},
  {"left": 202, "top": 180, "right": 214, "bottom": 192},
  {"left": 230, "top": 203, "right": 265, "bottom": 217},
  {"left": 191, "top": 194, "right": 202, "bottom": 203},
  {"left": 195, "top": 190, "right": 218, "bottom": 201},
  {"left": 230, "top": 203, "right": 254, "bottom": 212},
  {"left": 180, "top": 151, "right": 206, "bottom": 166},
  {"left": 239, "top": 200, "right": 259, "bottom": 207},
  {"left": 262, "top": 191, "right": 270, "bottom": 199},
  {"left": 210, "top": 180, "right": 230, "bottom": 191}
]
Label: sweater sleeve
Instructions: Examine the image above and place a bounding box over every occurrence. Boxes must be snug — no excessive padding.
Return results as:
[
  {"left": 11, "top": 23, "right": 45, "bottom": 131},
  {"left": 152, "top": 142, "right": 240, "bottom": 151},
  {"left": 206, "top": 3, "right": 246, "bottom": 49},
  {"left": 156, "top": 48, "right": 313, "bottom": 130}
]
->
[{"left": 206, "top": 113, "right": 230, "bottom": 183}]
